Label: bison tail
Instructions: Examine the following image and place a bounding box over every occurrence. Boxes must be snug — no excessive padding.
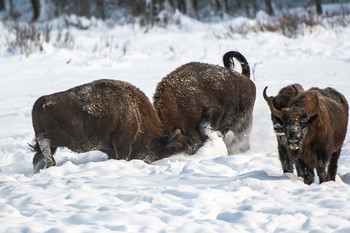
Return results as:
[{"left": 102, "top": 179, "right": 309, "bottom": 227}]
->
[
  {"left": 223, "top": 51, "right": 250, "bottom": 79},
  {"left": 30, "top": 97, "right": 46, "bottom": 154},
  {"left": 28, "top": 138, "right": 40, "bottom": 153}
]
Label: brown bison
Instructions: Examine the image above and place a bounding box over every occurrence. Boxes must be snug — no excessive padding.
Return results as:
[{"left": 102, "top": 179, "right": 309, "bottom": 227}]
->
[
  {"left": 30, "top": 79, "right": 187, "bottom": 173},
  {"left": 153, "top": 51, "right": 256, "bottom": 154},
  {"left": 263, "top": 84, "right": 304, "bottom": 176},
  {"left": 264, "top": 86, "right": 348, "bottom": 184}
]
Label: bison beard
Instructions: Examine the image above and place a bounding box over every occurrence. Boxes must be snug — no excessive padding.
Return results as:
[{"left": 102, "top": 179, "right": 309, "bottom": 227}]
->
[{"left": 30, "top": 79, "right": 189, "bottom": 173}]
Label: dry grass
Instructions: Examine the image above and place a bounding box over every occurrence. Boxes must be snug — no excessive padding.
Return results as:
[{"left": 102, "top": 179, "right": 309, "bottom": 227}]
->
[
  {"left": 5, "top": 22, "right": 75, "bottom": 56},
  {"left": 214, "top": 10, "right": 350, "bottom": 39}
]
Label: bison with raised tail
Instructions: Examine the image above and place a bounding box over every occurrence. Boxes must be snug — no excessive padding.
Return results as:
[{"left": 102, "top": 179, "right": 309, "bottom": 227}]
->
[
  {"left": 30, "top": 79, "right": 188, "bottom": 173},
  {"left": 153, "top": 51, "right": 256, "bottom": 154},
  {"left": 263, "top": 84, "right": 304, "bottom": 176},
  {"left": 264, "top": 86, "right": 348, "bottom": 184}
]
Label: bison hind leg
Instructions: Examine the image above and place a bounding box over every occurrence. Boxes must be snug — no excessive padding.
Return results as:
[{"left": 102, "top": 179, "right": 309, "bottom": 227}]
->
[
  {"left": 225, "top": 129, "right": 251, "bottom": 154},
  {"left": 225, "top": 114, "right": 253, "bottom": 154},
  {"left": 316, "top": 150, "right": 337, "bottom": 184},
  {"left": 33, "top": 134, "right": 56, "bottom": 173},
  {"left": 328, "top": 149, "right": 341, "bottom": 182}
]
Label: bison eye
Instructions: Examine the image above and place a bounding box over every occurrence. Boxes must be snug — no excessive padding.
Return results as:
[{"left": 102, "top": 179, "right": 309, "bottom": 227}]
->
[
  {"left": 300, "top": 118, "right": 308, "bottom": 127},
  {"left": 273, "top": 123, "right": 283, "bottom": 132}
]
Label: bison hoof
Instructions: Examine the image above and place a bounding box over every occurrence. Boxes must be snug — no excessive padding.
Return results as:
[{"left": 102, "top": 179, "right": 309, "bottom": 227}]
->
[
  {"left": 303, "top": 177, "right": 314, "bottom": 185},
  {"left": 239, "top": 144, "right": 250, "bottom": 153}
]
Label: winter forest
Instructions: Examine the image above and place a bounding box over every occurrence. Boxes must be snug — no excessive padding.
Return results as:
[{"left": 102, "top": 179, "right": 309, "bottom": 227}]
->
[
  {"left": 0, "top": 0, "right": 344, "bottom": 22},
  {"left": 1, "top": 0, "right": 350, "bottom": 232}
]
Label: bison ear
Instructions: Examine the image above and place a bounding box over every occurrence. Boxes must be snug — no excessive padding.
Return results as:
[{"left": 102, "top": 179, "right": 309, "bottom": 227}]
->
[
  {"left": 307, "top": 94, "right": 319, "bottom": 124},
  {"left": 168, "top": 128, "right": 182, "bottom": 142},
  {"left": 166, "top": 128, "right": 189, "bottom": 153}
]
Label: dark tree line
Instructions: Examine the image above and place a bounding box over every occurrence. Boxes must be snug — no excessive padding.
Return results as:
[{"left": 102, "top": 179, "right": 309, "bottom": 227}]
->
[{"left": 0, "top": 0, "right": 347, "bottom": 22}]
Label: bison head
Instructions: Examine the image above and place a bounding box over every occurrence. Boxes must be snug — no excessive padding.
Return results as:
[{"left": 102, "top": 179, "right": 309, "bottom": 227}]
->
[
  {"left": 263, "top": 86, "right": 319, "bottom": 159},
  {"left": 166, "top": 128, "right": 193, "bottom": 154},
  {"left": 150, "top": 128, "right": 193, "bottom": 161}
]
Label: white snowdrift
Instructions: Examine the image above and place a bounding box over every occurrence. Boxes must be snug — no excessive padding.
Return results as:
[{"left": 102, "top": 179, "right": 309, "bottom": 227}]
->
[{"left": 1, "top": 14, "right": 350, "bottom": 232}]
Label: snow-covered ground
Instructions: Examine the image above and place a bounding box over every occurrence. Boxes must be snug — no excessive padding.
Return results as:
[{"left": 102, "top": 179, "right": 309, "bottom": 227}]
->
[{"left": 1, "top": 12, "right": 350, "bottom": 232}]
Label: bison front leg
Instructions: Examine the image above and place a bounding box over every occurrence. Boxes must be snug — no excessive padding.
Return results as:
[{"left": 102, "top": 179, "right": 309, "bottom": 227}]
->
[
  {"left": 298, "top": 159, "right": 315, "bottom": 185},
  {"left": 277, "top": 142, "right": 294, "bottom": 173},
  {"left": 294, "top": 159, "right": 303, "bottom": 177}
]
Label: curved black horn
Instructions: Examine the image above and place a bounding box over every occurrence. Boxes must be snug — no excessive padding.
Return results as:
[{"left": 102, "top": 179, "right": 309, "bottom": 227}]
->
[
  {"left": 292, "top": 84, "right": 301, "bottom": 96},
  {"left": 223, "top": 51, "right": 250, "bottom": 79},
  {"left": 263, "top": 86, "right": 283, "bottom": 119}
]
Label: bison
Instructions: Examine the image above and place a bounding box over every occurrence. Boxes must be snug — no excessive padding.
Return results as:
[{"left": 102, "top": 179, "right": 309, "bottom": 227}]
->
[
  {"left": 30, "top": 79, "right": 188, "bottom": 173},
  {"left": 153, "top": 51, "right": 256, "bottom": 154},
  {"left": 264, "top": 86, "right": 348, "bottom": 184},
  {"left": 263, "top": 84, "right": 304, "bottom": 176}
]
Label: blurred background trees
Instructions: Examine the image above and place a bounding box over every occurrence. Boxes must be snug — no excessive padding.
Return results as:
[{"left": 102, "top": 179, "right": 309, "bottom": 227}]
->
[
  {"left": 0, "top": 0, "right": 348, "bottom": 23},
  {"left": 1, "top": 0, "right": 349, "bottom": 56}
]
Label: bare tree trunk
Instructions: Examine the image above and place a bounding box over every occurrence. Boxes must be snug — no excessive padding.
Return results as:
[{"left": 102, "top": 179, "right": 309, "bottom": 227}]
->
[
  {"left": 216, "top": 0, "right": 227, "bottom": 15},
  {"left": 77, "top": 0, "right": 90, "bottom": 17},
  {"left": 9, "top": 0, "right": 14, "bottom": 17},
  {"left": 0, "top": 0, "right": 5, "bottom": 11},
  {"left": 315, "top": 0, "right": 322, "bottom": 15},
  {"left": 252, "top": 0, "right": 258, "bottom": 18},
  {"left": 167, "top": 0, "right": 175, "bottom": 9},
  {"left": 132, "top": 0, "right": 146, "bottom": 16},
  {"left": 178, "top": 0, "right": 186, "bottom": 14},
  {"left": 193, "top": 0, "right": 198, "bottom": 17},
  {"left": 224, "top": 0, "right": 229, "bottom": 14},
  {"left": 151, "top": 0, "right": 167, "bottom": 24},
  {"left": 150, "top": 0, "right": 154, "bottom": 25},
  {"left": 265, "top": 0, "right": 274, "bottom": 16},
  {"left": 31, "top": 0, "right": 40, "bottom": 21},
  {"left": 235, "top": 0, "right": 241, "bottom": 8},
  {"left": 96, "top": 0, "right": 105, "bottom": 20},
  {"left": 185, "top": 0, "right": 197, "bottom": 18}
]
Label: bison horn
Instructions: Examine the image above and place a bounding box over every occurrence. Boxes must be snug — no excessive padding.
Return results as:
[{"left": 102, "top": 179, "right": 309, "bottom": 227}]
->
[
  {"left": 168, "top": 128, "right": 182, "bottom": 141},
  {"left": 263, "top": 86, "right": 283, "bottom": 119},
  {"left": 292, "top": 84, "right": 301, "bottom": 96},
  {"left": 307, "top": 94, "right": 319, "bottom": 118}
]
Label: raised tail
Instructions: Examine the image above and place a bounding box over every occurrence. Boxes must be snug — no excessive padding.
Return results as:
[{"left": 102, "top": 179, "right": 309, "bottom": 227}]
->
[{"left": 223, "top": 51, "right": 250, "bottom": 79}]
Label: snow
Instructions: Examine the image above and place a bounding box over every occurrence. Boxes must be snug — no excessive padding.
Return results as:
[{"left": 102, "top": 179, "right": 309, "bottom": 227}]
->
[{"left": 1, "top": 13, "right": 350, "bottom": 232}]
